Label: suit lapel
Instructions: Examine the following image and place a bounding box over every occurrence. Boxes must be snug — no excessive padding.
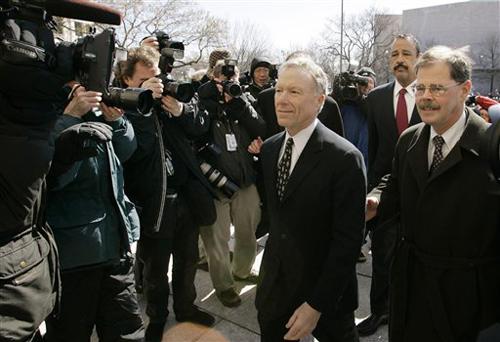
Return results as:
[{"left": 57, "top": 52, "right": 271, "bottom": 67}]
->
[
  {"left": 428, "top": 142, "right": 462, "bottom": 182},
  {"left": 406, "top": 124, "right": 430, "bottom": 192},
  {"left": 409, "top": 106, "right": 421, "bottom": 126},
  {"left": 281, "top": 123, "right": 324, "bottom": 203},
  {"left": 428, "top": 109, "right": 482, "bottom": 182},
  {"left": 384, "top": 82, "right": 400, "bottom": 138}
]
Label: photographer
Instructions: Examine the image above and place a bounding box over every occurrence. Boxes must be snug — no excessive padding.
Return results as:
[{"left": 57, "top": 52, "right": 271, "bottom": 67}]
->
[
  {"left": 197, "top": 59, "right": 265, "bottom": 307},
  {"left": 44, "top": 85, "right": 144, "bottom": 341},
  {"left": 333, "top": 67, "right": 376, "bottom": 167},
  {"left": 245, "top": 56, "right": 273, "bottom": 99},
  {"left": 118, "top": 45, "right": 217, "bottom": 341}
]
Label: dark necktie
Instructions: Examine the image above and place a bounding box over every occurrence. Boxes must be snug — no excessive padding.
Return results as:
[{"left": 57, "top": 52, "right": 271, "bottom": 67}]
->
[
  {"left": 430, "top": 135, "right": 445, "bottom": 174},
  {"left": 277, "top": 137, "right": 294, "bottom": 201},
  {"left": 396, "top": 88, "right": 408, "bottom": 135}
]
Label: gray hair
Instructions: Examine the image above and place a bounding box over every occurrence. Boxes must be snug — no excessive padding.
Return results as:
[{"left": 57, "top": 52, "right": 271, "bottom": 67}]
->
[
  {"left": 415, "top": 45, "right": 472, "bottom": 83},
  {"left": 278, "top": 57, "right": 328, "bottom": 96}
]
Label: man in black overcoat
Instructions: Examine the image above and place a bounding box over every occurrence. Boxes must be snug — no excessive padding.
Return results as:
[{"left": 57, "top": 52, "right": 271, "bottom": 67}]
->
[{"left": 374, "top": 46, "right": 500, "bottom": 342}]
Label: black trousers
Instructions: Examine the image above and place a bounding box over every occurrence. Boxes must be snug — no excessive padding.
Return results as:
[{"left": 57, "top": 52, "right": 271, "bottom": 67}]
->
[
  {"left": 44, "top": 261, "right": 144, "bottom": 342},
  {"left": 137, "top": 200, "right": 200, "bottom": 323},
  {"left": 259, "top": 311, "right": 359, "bottom": 342},
  {"left": 369, "top": 218, "right": 397, "bottom": 315}
]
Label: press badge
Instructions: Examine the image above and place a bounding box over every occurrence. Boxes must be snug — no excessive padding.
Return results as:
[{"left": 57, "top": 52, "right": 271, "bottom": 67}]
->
[{"left": 225, "top": 134, "right": 238, "bottom": 151}]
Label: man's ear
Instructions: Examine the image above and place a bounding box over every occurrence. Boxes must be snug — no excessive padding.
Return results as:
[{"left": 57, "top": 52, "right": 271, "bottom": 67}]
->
[
  {"left": 318, "top": 93, "right": 326, "bottom": 106},
  {"left": 461, "top": 80, "right": 472, "bottom": 99}
]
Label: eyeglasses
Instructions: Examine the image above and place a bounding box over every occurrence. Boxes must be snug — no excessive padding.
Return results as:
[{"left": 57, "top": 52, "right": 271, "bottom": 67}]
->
[{"left": 412, "top": 82, "right": 463, "bottom": 97}]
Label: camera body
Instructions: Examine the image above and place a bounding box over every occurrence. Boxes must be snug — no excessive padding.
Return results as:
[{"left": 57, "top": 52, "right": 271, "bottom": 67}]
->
[
  {"left": 332, "top": 71, "right": 370, "bottom": 103},
  {"left": 152, "top": 31, "right": 193, "bottom": 103},
  {"left": 221, "top": 58, "right": 237, "bottom": 79}
]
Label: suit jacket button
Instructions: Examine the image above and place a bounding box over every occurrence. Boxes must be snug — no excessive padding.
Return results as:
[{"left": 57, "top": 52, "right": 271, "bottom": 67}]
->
[{"left": 280, "top": 233, "right": 287, "bottom": 239}]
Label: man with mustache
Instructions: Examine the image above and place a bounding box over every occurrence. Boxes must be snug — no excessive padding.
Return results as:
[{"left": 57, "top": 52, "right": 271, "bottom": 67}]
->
[
  {"left": 374, "top": 45, "right": 500, "bottom": 342},
  {"left": 357, "top": 34, "right": 422, "bottom": 336}
]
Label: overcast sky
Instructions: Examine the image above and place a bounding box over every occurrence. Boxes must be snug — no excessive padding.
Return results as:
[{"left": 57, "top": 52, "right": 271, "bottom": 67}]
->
[{"left": 197, "top": 0, "right": 473, "bottom": 51}]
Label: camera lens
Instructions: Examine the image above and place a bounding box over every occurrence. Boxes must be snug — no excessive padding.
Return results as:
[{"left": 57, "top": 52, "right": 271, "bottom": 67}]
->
[{"left": 104, "top": 88, "right": 154, "bottom": 115}]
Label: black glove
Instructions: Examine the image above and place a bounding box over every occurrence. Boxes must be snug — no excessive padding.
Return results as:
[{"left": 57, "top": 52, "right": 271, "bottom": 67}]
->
[{"left": 53, "top": 122, "right": 113, "bottom": 166}]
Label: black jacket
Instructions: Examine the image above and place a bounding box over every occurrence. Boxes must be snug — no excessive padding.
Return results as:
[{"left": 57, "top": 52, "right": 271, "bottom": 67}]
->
[
  {"left": 379, "top": 110, "right": 500, "bottom": 342},
  {"left": 198, "top": 81, "right": 266, "bottom": 189},
  {"left": 366, "top": 81, "right": 420, "bottom": 190},
  {"left": 124, "top": 100, "right": 216, "bottom": 236},
  {"left": 256, "top": 122, "right": 366, "bottom": 321}
]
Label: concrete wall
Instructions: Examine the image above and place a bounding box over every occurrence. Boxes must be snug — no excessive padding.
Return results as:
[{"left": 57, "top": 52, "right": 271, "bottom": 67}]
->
[{"left": 402, "top": 0, "right": 500, "bottom": 94}]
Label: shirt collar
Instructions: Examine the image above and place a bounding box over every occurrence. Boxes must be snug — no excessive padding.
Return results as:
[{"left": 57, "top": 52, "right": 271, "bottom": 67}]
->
[
  {"left": 430, "top": 110, "right": 467, "bottom": 148},
  {"left": 285, "top": 119, "right": 318, "bottom": 147},
  {"left": 394, "top": 79, "right": 417, "bottom": 99}
]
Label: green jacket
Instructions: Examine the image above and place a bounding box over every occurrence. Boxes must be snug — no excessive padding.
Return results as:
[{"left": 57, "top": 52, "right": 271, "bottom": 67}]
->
[{"left": 47, "top": 113, "right": 139, "bottom": 271}]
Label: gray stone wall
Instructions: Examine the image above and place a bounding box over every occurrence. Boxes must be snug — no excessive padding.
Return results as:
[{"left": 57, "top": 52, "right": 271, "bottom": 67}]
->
[{"left": 402, "top": 0, "right": 500, "bottom": 94}]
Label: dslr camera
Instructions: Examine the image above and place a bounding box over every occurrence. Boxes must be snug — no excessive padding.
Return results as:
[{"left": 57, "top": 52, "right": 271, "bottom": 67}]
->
[
  {"left": 197, "top": 59, "right": 243, "bottom": 105},
  {"left": 153, "top": 30, "right": 194, "bottom": 103}
]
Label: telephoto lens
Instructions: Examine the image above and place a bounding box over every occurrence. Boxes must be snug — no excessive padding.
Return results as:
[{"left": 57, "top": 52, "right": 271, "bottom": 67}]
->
[
  {"left": 158, "top": 74, "right": 195, "bottom": 103},
  {"left": 104, "top": 88, "right": 154, "bottom": 115},
  {"left": 200, "top": 161, "right": 240, "bottom": 198}
]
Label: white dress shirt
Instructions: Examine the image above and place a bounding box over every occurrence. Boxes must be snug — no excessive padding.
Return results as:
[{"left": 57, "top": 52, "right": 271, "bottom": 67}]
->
[
  {"left": 278, "top": 119, "right": 318, "bottom": 176},
  {"left": 394, "top": 80, "right": 417, "bottom": 123},
  {"left": 427, "top": 110, "right": 467, "bottom": 170}
]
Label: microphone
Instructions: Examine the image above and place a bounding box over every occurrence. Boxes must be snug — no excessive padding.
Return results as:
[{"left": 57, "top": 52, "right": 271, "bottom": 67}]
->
[{"left": 42, "top": 0, "right": 122, "bottom": 25}]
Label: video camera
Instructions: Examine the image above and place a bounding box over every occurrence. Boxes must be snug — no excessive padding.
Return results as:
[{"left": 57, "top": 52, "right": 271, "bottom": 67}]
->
[
  {"left": 332, "top": 71, "right": 370, "bottom": 103},
  {"left": 0, "top": 1, "right": 153, "bottom": 115},
  {"left": 74, "top": 29, "right": 153, "bottom": 114},
  {"left": 153, "top": 30, "right": 194, "bottom": 103}
]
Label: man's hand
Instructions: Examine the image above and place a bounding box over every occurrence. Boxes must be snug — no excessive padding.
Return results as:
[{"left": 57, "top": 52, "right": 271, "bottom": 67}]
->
[
  {"left": 161, "top": 95, "right": 183, "bottom": 117},
  {"left": 248, "top": 137, "right": 264, "bottom": 154},
  {"left": 366, "top": 196, "right": 380, "bottom": 221},
  {"left": 142, "top": 77, "right": 163, "bottom": 99},
  {"left": 283, "top": 302, "right": 321, "bottom": 340},
  {"left": 64, "top": 86, "right": 102, "bottom": 118},
  {"left": 141, "top": 36, "right": 159, "bottom": 50},
  {"left": 101, "top": 102, "right": 124, "bottom": 122}
]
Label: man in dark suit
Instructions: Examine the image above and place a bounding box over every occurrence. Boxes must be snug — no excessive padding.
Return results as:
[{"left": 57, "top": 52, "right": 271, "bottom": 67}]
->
[
  {"left": 253, "top": 58, "right": 344, "bottom": 240},
  {"left": 357, "top": 34, "right": 422, "bottom": 336},
  {"left": 256, "top": 56, "right": 366, "bottom": 341},
  {"left": 372, "top": 45, "right": 500, "bottom": 342}
]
